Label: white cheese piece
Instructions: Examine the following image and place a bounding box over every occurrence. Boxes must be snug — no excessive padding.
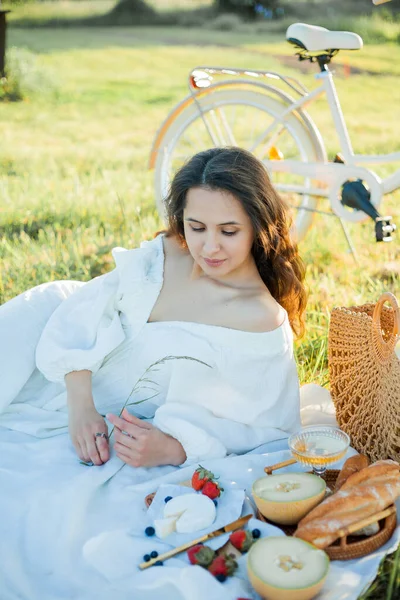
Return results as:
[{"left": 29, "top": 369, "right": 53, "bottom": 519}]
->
[
  {"left": 154, "top": 516, "right": 178, "bottom": 539},
  {"left": 163, "top": 493, "right": 216, "bottom": 534}
]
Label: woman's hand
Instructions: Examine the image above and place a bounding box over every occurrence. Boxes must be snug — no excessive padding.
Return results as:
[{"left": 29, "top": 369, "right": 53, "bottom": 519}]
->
[
  {"left": 68, "top": 404, "right": 110, "bottom": 465},
  {"left": 107, "top": 408, "right": 186, "bottom": 468},
  {"left": 65, "top": 369, "right": 110, "bottom": 466}
]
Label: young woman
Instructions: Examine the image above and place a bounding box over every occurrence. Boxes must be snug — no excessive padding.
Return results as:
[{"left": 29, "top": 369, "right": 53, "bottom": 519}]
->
[{"left": 0, "top": 147, "right": 307, "bottom": 469}]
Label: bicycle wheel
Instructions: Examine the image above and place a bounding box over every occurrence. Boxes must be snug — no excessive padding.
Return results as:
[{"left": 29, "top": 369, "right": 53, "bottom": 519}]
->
[{"left": 153, "top": 87, "right": 322, "bottom": 242}]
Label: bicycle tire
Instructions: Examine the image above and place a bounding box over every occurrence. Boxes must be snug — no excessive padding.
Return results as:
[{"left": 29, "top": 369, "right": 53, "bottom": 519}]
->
[{"left": 153, "top": 87, "right": 322, "bottom": 242}]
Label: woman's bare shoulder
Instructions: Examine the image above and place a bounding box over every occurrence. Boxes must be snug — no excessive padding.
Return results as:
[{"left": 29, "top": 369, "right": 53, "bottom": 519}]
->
[
  {"left": 236, "top": 290, "right": 286, "bottom": 333},
  {"left": 162, "top": 234, "right": 188, "bottom": 258}
]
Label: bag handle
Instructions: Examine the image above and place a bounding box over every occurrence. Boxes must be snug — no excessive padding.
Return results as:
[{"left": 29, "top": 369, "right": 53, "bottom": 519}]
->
[{"left": 372, "top": 292, "right": 400, "bottom": 361}]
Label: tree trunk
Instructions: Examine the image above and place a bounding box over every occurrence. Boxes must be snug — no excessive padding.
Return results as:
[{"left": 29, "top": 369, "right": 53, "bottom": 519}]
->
[
  {"left": 215, "top": 1, "right": 279, "bottom": 19},
  {"left": 216, "top": 0, "right": 254, "bottom": 19},
  {"left": 110, "top": 0, "right": 156, "bottom": 19}
]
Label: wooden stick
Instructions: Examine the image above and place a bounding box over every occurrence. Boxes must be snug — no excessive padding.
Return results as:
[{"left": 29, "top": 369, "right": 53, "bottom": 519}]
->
[
  {"left": 264, "top": 458, "right": 297, "bottom": 474},
  {"left": 336, "top": 506, "right": 396, "bottom": 539}
]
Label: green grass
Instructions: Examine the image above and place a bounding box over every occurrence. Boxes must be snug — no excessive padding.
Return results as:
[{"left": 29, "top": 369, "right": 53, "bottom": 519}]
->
[{"left": 1, "top": 5, "right": 400, "bottom": 598}]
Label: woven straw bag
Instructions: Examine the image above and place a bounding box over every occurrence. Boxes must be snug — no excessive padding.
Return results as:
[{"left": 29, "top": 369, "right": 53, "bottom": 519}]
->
[{"left": 328, "top": 292, "right": 400, "bottom": 462}]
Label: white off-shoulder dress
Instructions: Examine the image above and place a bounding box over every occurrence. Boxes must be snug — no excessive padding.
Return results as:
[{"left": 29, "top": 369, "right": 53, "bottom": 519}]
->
[
  {"left": 0, "top": 236, "right": 350, "bottom": 600},
  {"left": 0, "top": 233, "right": 300, "bottom": 464}
]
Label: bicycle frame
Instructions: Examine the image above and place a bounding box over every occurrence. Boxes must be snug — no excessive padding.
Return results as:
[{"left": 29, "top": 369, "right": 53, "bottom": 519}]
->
[
  {"left": 280, "top": 69, "right": 400, "bottom": 195},
  {"left": 188, "top": 67, "right": 400, "bottom": 199},
  {"left": 188, "top": 66, "right": 400, "bottom": 198},
  {"left": 149, "top": 62, "right": 399, "bottom": 226}
]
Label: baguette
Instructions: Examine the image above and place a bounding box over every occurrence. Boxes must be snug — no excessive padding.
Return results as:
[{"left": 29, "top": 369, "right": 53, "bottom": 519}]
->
[
  {"left": 295, "top": 475, "right": 400, "bottom": 549},
  {"left": 299, "top": 473, "right": 400, "bottom": 526},
  {"left": 295, "top": 508, "right": 371, "bottom": 548},
  {"left": 334, "top": 454, "right": 370, "bottom": 492},
  {"left": 340, "top": 459, "right": 399, "bottom": 490}
]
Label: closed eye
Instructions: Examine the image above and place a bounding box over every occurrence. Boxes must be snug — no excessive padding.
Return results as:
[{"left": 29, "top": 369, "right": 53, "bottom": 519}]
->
[{"left": 190, "top": 227, "right": 237, "bottom": 236}]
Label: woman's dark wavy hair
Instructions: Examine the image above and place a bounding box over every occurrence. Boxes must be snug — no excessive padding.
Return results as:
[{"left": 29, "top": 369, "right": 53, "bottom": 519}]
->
[{"left": 163, "top": 147, "right": 307, "bottom": 338}]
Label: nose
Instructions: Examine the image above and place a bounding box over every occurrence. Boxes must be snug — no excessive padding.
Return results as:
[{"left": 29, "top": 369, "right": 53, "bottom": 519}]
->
[{"left": 203, "top": 233, "right": 221, "bottom": 255}]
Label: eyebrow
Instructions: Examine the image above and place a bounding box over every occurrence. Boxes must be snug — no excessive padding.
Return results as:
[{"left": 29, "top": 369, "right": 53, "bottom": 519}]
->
[{"left": 185, "top": 218, "right": 241, "bottom": 226}]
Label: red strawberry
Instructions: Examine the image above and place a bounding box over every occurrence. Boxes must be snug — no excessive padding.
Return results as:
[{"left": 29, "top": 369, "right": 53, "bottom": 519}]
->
[
  {"left": 202, "top": 480, "right": 223, "bottom": 500},
  {"left": 229, "top": 529, "right": 254, "bottom": 552},
  {"left": 187, "top": 544, "right": 216, "bottom": 567},
  {"left": 208, "top": 556, "right": 227, "bottom": 577},
  {"left": 191, "top": 465, "right": 215, "bottom": 491},
  {"left": 208, "top": 554, "right": 237, "bottom": 577}
]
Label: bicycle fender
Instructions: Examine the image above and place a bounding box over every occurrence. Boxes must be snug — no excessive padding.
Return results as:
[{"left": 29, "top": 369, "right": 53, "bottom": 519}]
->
[{"left": 148, "top": 80, "right": 327, "bottom": 169}]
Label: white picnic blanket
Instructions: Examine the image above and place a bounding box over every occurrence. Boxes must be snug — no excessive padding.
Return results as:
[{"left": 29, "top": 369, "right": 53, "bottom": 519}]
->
[{"left": 1, "top": 417, "right": 399, "bottom": 600}]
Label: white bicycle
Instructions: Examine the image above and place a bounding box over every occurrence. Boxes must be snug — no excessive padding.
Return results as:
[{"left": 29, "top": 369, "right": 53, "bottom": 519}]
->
[{"left": 149, "top": 12, "right": 398, "bottom": 247}]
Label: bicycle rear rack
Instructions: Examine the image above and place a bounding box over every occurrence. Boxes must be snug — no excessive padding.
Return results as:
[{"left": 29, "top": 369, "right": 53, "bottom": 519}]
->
[{"left": 188, "top": 66, "right": 309, "bottom": 98}]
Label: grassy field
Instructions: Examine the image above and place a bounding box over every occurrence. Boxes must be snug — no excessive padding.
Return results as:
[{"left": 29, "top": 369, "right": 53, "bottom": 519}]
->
[{"left": 1, "top": 2, "right": 400, "bottom": 597}]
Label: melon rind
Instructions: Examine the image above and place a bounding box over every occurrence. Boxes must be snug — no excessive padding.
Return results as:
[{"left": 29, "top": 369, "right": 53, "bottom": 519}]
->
[
  {"left": 247, "top": 537, "right": 329, "bottom": 600},
  {"left": 252, "top": 473, "right": 326, "bottom": 525}
]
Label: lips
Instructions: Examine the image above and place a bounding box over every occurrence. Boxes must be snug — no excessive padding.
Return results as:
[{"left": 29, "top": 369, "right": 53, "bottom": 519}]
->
[{"left": 203, "top": 258, "right": 226, "bottom": 267}]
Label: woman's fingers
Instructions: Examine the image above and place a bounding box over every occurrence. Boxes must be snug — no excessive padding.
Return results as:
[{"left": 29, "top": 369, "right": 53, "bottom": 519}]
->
[
  {"left": 106, "top": 412, "right": 151, "bottom": 436},
  {"left": 121, "top": 408, "right": 152, "bottom": 429},
  {"left": 85, "top": 438, "right": 102, "bottom": 466},
  {"left": 68, "top": 407, "right": 111, "bottom": 465},
  {"left": 95, "top": 435, "right": 110, "bottom": 463},
  {"left": 73, "top": 438, "right": 88, "bottom": 462},
  {"left": 114, "top": 428, "right": 135, "bottom": 448},
  {"left": 114, "top": 443, "right": 131, "bottom": 460},
  {"left": 114, "top": 443, "right": 141, "bottom": 466}
]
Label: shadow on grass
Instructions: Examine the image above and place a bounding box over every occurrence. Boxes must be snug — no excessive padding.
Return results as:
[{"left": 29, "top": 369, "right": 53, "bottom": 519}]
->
[
  {"left": 0, "top": 212, "right": 103, "bottom": 240},
  {"left": 9, "top": 6, "right": 217, "bottom": 30}
]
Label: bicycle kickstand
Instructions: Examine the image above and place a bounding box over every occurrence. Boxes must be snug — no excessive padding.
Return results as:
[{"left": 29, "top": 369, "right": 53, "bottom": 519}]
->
[{"left": 337, "top": 218, "right": 359, "bottom": 265}]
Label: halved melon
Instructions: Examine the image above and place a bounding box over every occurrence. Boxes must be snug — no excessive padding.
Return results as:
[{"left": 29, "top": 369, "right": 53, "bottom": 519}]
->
[
  {"left": 252, "top": 473, "right": 326, "bottom": 525},
  {"left": 247, "top": 536, "right": 329, "bottom": 600}
]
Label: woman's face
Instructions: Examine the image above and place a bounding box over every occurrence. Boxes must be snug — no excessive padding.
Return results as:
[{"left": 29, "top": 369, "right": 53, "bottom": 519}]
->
[{"left": 183, "top": 187, "right": 255, "bottom": 278}]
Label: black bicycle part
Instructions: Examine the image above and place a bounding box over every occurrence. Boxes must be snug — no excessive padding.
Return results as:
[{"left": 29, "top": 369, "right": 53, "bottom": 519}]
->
[
  {"left": 375, "top": 217, "right": 396, "bottom": 243},
  {"left": 341, "top": 179, "right": 396, "bottom": 242},
  {"left": 286, "top": 39, "right": 338, "bottom": 72}
]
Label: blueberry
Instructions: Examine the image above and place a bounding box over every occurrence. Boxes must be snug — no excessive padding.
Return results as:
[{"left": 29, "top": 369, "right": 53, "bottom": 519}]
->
[
  {"left": 145, "top": 526, "right": 155, "bottom": 537},
  {"left": 154, "top": 560, "right": 163, "bottom": 566},
  {"left": 143, "top": 554, "right": 151, "bottom": 562},
  {"left": 164, "top": 496, "right": 173, "bottom": 503},
  {"left": 252, "top": 528, "right": 261, "bottom": 539},
  {"left": 213, "top": 500, "right": 218, "bottom": 507},
  {"left": 215, "top": 573, "right": 226, "bottom": 582},
  {"left": 150, "top": 550, "right": 158, "bottom": 559}
]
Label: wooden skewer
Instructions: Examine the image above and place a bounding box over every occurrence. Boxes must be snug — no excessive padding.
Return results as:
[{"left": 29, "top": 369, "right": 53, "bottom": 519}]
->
[
  {"left": 336, "top": 506, "right": 396, "bottom": 539},
  {"left": 264, "top": 458, "right": 297, "bottom": 474}
]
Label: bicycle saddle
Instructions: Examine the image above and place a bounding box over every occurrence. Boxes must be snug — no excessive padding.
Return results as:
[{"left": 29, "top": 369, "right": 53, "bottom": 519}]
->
[{"left": 286, "top": 23, "right": 363, "bottom": 52}]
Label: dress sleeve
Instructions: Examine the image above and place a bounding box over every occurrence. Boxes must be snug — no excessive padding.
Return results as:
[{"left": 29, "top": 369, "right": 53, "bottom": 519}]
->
[
  {"left": 35, "top": 236, "right": 164, "bottom": 384},
  {"left": 152, "top": 323, "right": 301, "bottom": 467},
  {"left": 35, "top": 267, "right": 125, "bottom": 383}
]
